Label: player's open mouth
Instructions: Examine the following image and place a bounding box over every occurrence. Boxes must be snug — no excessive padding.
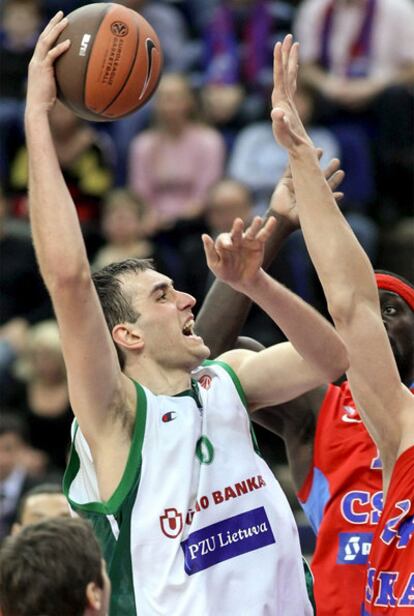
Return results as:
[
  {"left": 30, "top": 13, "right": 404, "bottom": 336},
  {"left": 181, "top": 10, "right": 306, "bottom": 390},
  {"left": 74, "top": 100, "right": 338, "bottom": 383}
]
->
[{"left": 182, "top": 319, "right": 199, "bottom": 339}]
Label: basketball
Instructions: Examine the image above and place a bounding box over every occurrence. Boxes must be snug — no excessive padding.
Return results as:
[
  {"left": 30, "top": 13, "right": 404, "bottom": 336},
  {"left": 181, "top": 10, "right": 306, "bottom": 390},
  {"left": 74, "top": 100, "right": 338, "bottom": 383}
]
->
[{"left": 54, "top": 3, "right": 163, "bottom": 121}]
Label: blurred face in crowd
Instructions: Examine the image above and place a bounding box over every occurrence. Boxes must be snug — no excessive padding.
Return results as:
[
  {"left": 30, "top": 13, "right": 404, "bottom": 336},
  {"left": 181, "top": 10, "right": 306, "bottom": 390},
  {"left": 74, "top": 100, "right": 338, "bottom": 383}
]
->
[
  {"left": 50, "top": 102, "right": 82, "bottom": 139},
  {"left": 154, "top": 74, "right": 195, "bottom": 127},
  {"left": 103, "top": 200, "right": 144, "bottom": 245},
  {"left": 0, "top": 432, "right": 24, "bottom": 481},
  {"left": 206, "top": 179, "right": 253, "bottom": 235},
  {"left": 15, "top": 493, "right": 71, "bottom": 531},
  {"left": 3, "top": 0, "right": 41, "bottom": 45}
]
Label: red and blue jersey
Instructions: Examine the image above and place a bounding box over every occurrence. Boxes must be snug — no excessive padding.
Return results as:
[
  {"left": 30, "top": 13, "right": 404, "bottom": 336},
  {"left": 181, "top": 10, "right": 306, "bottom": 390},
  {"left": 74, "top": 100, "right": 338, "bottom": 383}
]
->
[
  {"left": 363, "top": 445, "right": 414, "bottom": 614},
  {"left": 297, "top": 381, "right": 384, "bottom": 616}
]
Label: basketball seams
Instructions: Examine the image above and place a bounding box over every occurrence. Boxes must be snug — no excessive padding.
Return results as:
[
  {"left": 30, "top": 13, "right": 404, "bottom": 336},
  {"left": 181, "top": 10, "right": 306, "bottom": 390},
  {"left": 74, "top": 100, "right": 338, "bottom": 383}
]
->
[
  {"left": 54, "top": 2, "right": 162, "bottom": 121},
  {"left": 100, "top": 11, "right": 141, "bottom": 117}
]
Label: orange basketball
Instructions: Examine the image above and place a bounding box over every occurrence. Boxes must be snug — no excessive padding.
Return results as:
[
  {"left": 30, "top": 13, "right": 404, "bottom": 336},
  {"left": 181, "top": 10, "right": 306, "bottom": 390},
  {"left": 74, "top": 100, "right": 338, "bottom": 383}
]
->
[{"left": 55, "top": 3, "right": 163, "bottom": 121}]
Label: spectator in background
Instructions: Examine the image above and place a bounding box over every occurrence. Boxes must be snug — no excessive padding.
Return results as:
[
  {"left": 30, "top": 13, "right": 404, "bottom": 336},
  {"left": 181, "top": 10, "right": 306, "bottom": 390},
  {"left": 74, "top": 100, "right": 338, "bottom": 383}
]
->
[
  {"left": 294, "top": 0, "right": 414, "bottom": 220},
  {"left": 0, "top": 414, "right": 52, "bottom": 540},
  {"left": 92, "top": 188, "right": 185, "bottom": 288},
  {"left": 180, "top": 178, "right": 254, "bottom": 303},
  {"left": 228, "top": 82, "right": 341, "bottom": 213},
  {"left": 0, "top": 187, "right": 53, "bottom": 383},
  {"left": 11, "top": 482, "right": 70, "bottom": 535},
  {"left": 200, "top": 0, "right": 293, "bottom": 149},
  {"left": 7, "top": 101, "right": 114, "bottom": 256},
  {"left": 129, "top": 73, "right": 225, "bottom": 233},
  {"left": 228, "top": 81, "right": 378, "bottom": 306},
  {"left": 0, "top": 517, "right": 111, "bottom": 616},
  {"left": 98, "top": 0, "right": 200, "bottom": 186},
  {"left": 1, "top": 320, "right": 73, "bottom": 475},
  {"left": 0, "top": 0, "right": 42, "bottom": 185}
]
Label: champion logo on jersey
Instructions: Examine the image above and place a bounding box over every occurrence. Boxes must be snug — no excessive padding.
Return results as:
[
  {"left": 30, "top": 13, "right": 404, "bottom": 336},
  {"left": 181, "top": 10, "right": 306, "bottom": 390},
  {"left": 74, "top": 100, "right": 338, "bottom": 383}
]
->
[
  {"left": 199, "top": 375, "right": 212, "bottom": 390},
  {"left": 162, "top": 411, "right": 177, "bottom": 423},
  {"left": 341, "top": 405, "right": 362, "bottom": 423}
]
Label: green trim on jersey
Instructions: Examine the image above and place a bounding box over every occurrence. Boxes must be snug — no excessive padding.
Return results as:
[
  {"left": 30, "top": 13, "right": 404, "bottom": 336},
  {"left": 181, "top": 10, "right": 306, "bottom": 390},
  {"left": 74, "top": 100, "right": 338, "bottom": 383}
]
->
[
  {"left": 63, "top": 379, "right": 146, "bottom": 514},
  {"left": 63, "top": 381, "right": 147, "bottom": 616},
  {"left": 202, "top": 359, "right": 261, "bottom": 457},
  {"left": 202, "top": 359, "right": 248, "bottom": 408}
]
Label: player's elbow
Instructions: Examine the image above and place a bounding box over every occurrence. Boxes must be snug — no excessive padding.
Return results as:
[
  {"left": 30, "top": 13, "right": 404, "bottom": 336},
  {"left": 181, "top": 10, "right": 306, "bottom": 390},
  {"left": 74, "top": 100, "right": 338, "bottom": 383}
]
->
[
  {"left": 314, "top": 336, "right": 349, "bottom": 384},
  {"left": 47, "top": 262, "right": 91, "bottom": 294},
  {"left": 326, "top": 288, "right": 357, "bottom": 328}
]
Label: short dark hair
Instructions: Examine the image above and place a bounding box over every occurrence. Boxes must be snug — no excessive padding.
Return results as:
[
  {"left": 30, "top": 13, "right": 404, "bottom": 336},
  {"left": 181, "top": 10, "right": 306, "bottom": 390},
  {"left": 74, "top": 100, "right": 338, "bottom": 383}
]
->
[
  {"left": 0, "top": 517, "right": 104, "bottom": 616},
  {"left": 16, "top": 482, "right": 63, "bottom": 524},
  {"left": 92, "top": 258, "right": 154, "bottom": 332},
  {"left": 92, "top": 258, "right": 154, "bottom": 365}
]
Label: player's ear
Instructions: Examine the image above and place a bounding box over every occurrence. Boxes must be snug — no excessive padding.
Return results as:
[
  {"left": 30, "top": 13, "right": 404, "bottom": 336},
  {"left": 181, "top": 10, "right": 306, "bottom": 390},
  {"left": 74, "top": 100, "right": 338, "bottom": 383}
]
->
[
  {"left": 85, "top": 581, "right": 103, "bottom": 610},
  {"left": 112, "top": 323, "right": 144, "bottom": 352}
]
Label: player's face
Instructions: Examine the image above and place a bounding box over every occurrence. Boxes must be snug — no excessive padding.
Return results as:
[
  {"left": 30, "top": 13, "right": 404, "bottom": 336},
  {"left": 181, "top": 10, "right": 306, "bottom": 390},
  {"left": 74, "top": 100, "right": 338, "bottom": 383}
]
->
[
  {"left": 380, "top": 290, "right": 414, "bottom": 382},
  {"left": 125, "top": 270, "right": 210, "bottom": 369}
]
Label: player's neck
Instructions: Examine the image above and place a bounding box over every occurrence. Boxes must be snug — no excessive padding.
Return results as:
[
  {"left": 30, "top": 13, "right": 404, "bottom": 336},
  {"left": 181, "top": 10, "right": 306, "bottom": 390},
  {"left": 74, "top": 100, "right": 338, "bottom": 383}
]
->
[{"left": 125, "top": 359, "right": 193, "bottom": 396}]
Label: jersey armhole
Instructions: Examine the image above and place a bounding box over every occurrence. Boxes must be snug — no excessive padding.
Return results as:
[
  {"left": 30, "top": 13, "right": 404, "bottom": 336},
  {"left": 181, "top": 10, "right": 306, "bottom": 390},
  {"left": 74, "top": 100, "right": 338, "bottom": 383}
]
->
[
  {"left": 63, "top": 380, "right": 147, "bottom": 515},
  {"left": 202, "top": 358, "right": 261, "bottom": 456}
]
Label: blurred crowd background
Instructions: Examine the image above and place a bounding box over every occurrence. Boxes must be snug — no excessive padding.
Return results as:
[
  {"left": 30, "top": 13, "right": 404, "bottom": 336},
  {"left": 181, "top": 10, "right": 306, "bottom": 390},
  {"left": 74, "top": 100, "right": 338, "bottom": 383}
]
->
[{"left": 1, "top": 0, "right": 413, "bottom": 553}]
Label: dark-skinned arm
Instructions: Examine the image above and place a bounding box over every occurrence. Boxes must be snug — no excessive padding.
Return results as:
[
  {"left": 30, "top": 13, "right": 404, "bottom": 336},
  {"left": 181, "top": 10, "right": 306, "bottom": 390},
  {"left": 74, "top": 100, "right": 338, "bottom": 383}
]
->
[{"left": 195, "top": 207, "right": 295, "bottom": 357}]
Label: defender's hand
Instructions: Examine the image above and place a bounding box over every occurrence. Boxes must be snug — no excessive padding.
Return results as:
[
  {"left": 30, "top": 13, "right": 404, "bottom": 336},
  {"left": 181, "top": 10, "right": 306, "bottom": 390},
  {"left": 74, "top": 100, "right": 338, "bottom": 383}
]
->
[
  {"left": 271, "top": 35, "right": 311, "bottom": 151},
  {"left": 202, "top": 216, "right": 277, "bottom": 291}
]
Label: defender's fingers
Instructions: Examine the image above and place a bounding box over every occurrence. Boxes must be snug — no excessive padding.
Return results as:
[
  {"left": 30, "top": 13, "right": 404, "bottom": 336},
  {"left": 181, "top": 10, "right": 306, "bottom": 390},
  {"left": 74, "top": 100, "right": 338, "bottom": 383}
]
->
[
  {"left": 202, "top": 234, "right": 218, "bottom": 265},
  {"left": 328, "top": 169, "right": 345, "bottom": 192},
  {"left": 333, "top": 192, "right": 344, "bottom": 202},
  {"left": 245, "top": 216, "right": 264, "bottom": 239},
  {"left": 256, "top": 216, "right": 277, "bottom": 242},
  {"left": 272, "top": 42, "right": 286, "bottom": 102},
  {"left": 323, "top": 157, "right": 341, "bottom": 178},
  {"left": 281, "top": 35, "right": 292, "bottom": 92},
  {"left": 230, "top": 218, "right": 244, "bottom": 248},
  {"left": 287, "top": 42, "right": 299, "bottom": 97}
]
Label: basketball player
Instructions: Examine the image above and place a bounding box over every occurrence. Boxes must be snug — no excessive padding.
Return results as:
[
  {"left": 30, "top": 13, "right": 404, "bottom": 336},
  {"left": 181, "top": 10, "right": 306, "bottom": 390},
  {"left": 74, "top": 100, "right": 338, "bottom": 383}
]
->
[
  {"left": 196, "top": 171, "right": 414, "bottom": 615},
  {"left": 24, "top": 14, "right": 349, "bottom": 615},
  {"left": 0, "top": 517, "right": 111, "bottom": 616},
  {"left": 271, "top": 34, "right": 414, "bottom": 614}
]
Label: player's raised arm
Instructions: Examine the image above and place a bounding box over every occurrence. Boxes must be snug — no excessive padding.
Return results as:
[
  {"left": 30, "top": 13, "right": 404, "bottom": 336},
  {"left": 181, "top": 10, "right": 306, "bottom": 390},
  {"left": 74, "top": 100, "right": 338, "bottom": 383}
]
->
[
  {"left": 25, "top": 14, "right": 134, "bottom": 447},
  {"left": 271, "top": 35, "right": 414, "bottom": 479},
  {"left": 195, "top": 156, "right": 344, "bottom": 357},
  {"left": 202, "top": 217, "right": 349, "bottom": 410}
]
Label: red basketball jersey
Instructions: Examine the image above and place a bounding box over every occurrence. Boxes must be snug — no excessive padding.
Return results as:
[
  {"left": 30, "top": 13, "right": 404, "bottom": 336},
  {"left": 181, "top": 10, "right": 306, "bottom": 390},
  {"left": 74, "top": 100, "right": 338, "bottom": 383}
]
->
[
  {"left": 298, "top": 382, "right": 384, "bottom": 616},
  {"left": 363, "top": 445, "right": 414, "bottom": 614}
]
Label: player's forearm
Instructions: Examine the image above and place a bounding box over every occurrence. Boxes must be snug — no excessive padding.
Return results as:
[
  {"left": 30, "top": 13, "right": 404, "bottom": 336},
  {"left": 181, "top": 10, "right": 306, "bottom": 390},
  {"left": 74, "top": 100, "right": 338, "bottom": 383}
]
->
[
  {"left": 25, "top": 109, "right": 90, "bottom": 289},
  {"left": 195, "top": 282, "right": 252, "bottom": 356},
  {"left": 195, "top": 212, "right": 294, "bottom": 356},
  {"left": 240, "top": 270, "right": 348, "bottom": 382},
  {"left": 288, "top": 143, "right": 378, "bottom": 321}
]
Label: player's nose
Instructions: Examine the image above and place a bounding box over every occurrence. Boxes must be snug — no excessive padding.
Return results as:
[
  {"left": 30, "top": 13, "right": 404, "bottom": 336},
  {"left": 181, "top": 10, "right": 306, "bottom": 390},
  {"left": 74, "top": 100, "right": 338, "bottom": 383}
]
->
[{"left": 177, "top": 291, "right": 196, "bottom": 310}]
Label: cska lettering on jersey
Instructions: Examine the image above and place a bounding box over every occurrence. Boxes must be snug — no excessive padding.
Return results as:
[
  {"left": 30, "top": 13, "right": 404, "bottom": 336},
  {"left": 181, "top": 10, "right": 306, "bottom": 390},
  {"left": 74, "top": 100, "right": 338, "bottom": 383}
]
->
[
  {"left": 337, "top": 490, "right": 383, "bottom": 564},
  {"left": 365, "top": 570, "right": 414, "bottom": 609},
  {"left": 364, "top": 500, "right": 414, "bottom": 609},
  {"left": 181, "top": 506, "right": 275, "bottom": 575}
]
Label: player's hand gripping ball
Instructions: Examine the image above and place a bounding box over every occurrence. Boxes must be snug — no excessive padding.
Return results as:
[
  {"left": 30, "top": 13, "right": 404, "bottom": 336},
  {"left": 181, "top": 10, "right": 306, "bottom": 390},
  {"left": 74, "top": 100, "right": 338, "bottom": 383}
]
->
[{"left": 55, "top": 2, "right": 163, "bottom": 121}]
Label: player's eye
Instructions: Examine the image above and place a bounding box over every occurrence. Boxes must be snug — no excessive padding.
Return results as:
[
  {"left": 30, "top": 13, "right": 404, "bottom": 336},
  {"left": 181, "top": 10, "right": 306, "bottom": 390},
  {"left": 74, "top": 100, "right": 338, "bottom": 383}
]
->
[{"left": 383, "top": 306, "right": 397, "bottom": 316}]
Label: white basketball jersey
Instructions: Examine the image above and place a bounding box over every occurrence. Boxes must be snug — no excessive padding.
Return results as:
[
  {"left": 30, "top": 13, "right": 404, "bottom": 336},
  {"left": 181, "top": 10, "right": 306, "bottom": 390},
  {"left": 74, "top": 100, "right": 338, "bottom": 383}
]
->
[{"left": 64, "top": 360, "right": 313, "bottom": 615}]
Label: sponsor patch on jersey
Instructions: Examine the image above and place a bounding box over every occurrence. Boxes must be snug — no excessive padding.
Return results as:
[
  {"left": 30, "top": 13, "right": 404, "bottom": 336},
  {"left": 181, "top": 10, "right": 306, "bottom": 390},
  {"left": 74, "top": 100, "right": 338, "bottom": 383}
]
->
[
  {"left": 337, "top": 532, "right": 373, "bottom": 564},
  {"left": 181, "top": 506, "right": 275, "bottom": 575}
]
